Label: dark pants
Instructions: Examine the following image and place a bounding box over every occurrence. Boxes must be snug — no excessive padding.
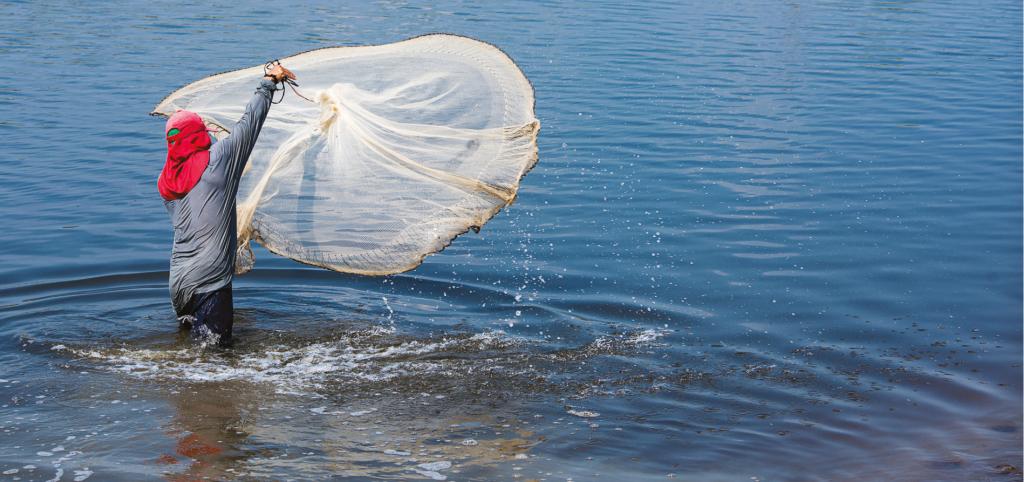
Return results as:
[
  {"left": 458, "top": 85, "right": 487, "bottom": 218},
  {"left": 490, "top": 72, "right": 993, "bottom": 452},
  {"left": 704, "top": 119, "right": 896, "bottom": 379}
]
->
[{"left": 183, "top": 283, "right": 234, "bottom": 344}]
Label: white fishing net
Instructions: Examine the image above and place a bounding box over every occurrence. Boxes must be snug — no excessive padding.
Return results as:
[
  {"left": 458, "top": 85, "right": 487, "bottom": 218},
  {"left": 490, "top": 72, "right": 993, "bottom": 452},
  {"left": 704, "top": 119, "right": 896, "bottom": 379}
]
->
[{"left": 153, "top": 34, "right": 539, "bottom": 275}]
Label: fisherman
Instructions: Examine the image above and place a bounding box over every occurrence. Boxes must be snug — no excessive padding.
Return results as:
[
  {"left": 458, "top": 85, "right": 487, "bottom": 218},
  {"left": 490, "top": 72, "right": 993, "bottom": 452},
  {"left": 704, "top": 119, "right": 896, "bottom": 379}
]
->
[{"left": 157, "top": 63, "right": 296, "bottom": 344}]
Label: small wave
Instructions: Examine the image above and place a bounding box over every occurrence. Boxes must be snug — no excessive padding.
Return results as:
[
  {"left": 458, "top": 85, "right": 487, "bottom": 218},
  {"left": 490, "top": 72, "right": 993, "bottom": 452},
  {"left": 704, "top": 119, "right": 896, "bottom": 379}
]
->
[
  {"left": 554, "top": 328, "right": 669, "bottom": 361},
  {"left": 600, "top": 328, "right": 669, "bottom": 347},
  {"left": 65, "top": 329, "right": 520, "bottom": 394}
]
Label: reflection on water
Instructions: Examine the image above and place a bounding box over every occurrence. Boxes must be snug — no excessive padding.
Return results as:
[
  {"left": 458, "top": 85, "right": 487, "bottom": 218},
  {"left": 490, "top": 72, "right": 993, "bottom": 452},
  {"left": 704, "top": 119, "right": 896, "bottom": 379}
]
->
[
  {"left": 0, "top": 0, "right": 1021, "bottom": 480},
  {"left": 24, "top": 304, "right": 670, "bottom": 481},
  {"left": 161, "top": 385, "right": 543, "bottom": 481}
]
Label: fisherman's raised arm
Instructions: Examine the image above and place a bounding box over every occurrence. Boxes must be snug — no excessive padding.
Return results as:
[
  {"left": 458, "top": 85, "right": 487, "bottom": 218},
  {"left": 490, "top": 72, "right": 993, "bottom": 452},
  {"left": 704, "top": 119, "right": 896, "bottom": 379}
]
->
[{"left": 212, "top": 63, "right": 296, "bottom": 191}]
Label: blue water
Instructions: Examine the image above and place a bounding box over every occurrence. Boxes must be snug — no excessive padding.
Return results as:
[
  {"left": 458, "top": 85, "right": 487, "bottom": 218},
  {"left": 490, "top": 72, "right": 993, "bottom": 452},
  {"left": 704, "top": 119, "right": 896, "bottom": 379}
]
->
[{"left": 1, "top": 1, "right": 1021, "bottom": 480}]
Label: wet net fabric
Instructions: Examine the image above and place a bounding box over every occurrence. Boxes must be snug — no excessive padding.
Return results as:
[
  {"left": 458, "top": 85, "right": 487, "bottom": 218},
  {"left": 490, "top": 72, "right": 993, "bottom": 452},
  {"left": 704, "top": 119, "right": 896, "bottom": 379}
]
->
[{"left": 153, "top": 34, "right": 539, "bottom": 275}]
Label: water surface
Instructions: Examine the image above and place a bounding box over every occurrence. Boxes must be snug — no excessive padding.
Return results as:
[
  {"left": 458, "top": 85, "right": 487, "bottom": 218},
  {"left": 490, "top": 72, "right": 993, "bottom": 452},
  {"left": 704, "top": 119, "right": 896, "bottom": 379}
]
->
[{"left": 1, "top": 1, "right": 1021, "bottom": 480}]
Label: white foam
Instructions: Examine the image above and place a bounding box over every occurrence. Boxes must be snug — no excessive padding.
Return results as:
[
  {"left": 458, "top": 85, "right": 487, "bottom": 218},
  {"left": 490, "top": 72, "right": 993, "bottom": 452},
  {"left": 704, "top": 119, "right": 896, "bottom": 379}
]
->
[
  {"left": 629, "top": 328, "right": 668, "bottom": 344},
  {"left": 589, "top": 329, "right": 668, "bottom": 352},
  {"left": 418, "top": 461, "right": 452, "bottom": 471},
  {"left": 69, "top": 331, "right": 516, "bottom": 394},
  {"left": 413, "top": 469, "right": 447, "bottom": 480}
]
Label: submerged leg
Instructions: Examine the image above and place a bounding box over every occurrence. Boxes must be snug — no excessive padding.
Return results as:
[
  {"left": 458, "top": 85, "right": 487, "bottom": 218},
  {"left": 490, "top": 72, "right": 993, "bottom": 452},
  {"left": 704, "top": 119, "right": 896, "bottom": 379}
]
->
[{"left": 191, "top": 284, "right": 234, "bottom": 345}]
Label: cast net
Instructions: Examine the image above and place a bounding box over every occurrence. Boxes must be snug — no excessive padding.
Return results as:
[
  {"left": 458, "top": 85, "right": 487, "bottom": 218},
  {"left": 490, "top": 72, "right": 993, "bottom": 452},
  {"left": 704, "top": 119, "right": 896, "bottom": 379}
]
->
[{"left": 152, "top": 34, "right": 539, "bottom": 275}]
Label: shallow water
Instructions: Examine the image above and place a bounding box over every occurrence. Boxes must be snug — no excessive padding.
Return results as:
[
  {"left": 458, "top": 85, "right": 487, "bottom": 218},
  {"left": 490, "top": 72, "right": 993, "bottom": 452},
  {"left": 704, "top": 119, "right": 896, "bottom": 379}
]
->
[{"left": 1, "top": 1, "right": 1021, "bottom": 480}]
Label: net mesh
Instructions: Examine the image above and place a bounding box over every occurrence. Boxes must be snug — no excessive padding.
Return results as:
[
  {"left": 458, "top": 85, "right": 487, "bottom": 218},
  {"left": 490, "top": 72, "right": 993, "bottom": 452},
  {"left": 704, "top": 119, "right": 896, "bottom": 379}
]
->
[{"left": 152, "top": 34, "right": 539, "bottom": 275}]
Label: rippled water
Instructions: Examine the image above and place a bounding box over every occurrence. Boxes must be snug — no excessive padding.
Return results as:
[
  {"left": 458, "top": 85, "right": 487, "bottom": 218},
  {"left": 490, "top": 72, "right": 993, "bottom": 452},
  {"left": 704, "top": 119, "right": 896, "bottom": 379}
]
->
[{"left": 1, "top": 1, "right": 1021, "bottom": 480}]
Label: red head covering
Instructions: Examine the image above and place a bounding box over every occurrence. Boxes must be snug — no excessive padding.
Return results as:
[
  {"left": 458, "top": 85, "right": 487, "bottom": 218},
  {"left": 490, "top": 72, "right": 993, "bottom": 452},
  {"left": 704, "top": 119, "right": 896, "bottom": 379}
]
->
[{"left": 157, "top": 110, "right": 212, "bottom": 201}]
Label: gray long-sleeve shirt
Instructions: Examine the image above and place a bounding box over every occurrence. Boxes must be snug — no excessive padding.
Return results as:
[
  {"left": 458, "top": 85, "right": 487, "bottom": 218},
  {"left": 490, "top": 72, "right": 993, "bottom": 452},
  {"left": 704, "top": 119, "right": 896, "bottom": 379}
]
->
[{"left": 165, "top": 78, "right": 276, "bottom": 315}]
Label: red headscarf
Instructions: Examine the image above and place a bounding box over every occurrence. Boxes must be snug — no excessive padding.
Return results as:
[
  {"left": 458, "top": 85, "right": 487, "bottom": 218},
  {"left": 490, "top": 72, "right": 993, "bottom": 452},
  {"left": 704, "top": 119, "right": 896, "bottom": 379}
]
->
[{"left": 157, "top": 110, "right": 212, "bottom": 201}]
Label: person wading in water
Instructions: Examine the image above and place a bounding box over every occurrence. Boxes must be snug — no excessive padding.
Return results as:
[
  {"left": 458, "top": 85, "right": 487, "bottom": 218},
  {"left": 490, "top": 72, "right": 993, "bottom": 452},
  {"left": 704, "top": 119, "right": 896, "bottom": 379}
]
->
[{"left": 157, "top": 63, "right": 296, "bottom": 345}]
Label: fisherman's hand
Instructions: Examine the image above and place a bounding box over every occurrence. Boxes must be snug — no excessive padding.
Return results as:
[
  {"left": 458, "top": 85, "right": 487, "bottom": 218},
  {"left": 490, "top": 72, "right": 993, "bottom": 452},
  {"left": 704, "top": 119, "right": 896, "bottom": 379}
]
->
[{"left": 265, "top": 64, "right": 297, "bottom": 84}]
